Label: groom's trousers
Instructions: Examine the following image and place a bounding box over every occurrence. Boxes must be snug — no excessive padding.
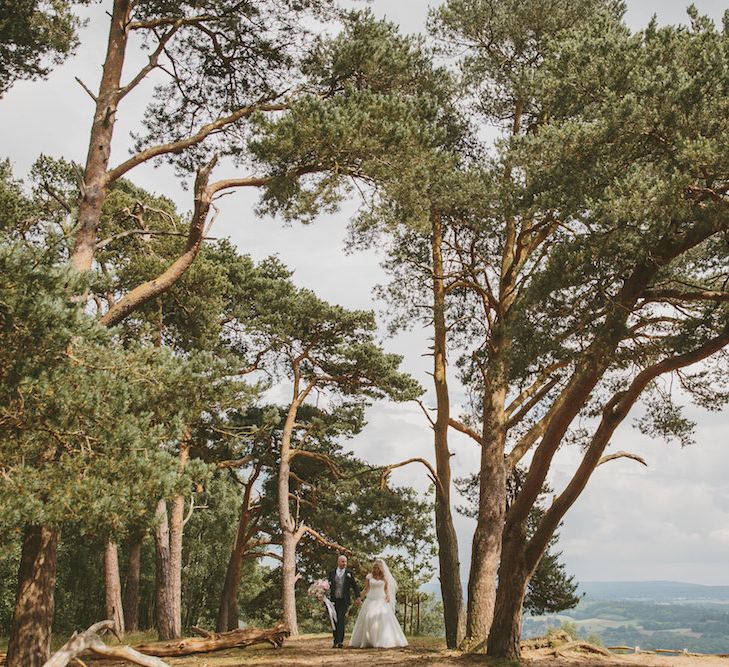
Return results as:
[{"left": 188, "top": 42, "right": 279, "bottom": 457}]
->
[{"left": 333, "top": 598, "right": 348, "bottom": 645}]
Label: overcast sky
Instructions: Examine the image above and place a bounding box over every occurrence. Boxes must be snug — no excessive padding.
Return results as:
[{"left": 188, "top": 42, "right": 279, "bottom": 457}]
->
[{"left": 1, "top": 0, "right": 727, "bottom": 586}]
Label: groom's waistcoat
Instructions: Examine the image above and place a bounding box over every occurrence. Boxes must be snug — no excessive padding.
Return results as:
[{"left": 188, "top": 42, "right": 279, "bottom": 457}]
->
[{"left": 328, "top": 567, "right": 359, "bottom": 605}]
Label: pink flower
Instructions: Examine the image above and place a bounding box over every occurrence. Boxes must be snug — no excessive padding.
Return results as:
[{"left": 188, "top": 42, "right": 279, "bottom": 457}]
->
[{"left": 307, "top": 579, "right": 330, "bottom": 599}]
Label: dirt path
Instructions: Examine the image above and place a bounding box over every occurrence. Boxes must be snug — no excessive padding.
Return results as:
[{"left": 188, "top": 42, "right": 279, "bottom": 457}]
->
[{"left": 144, "top": 635, "right": 729, "bottom": 667}]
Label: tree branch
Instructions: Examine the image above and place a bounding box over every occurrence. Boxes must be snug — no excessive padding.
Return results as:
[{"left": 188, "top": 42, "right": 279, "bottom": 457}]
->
[
  {"left": 641, "top": 288, "right": 729, "bottom": 303},
  {"left": 216, "top": 455, "right": 255, "bottom": 470},
  {"left": 99, "top": 156, "right": 218, "bottom": 327},
  {"left": 448, "top": 417, "right": 482, "bottom": 445},
  {"left": 288, "top": 449, "right": 341, "bottom": 479},
  {"left": 505, "top": 362, "right": 568, "bottom": 417},
  {"left": 414, "top": 399, "right": 436, "bottom": 427},
  {"left": 106, "top": 102, "right": 288, "bottom": 184},
  {"left": 379, "top": 457, "right": 444, "bottom": 498},
  {"left": 293, "top": 524, "right": 352, "bottom": 554},
  {"left": 118, "top": 24, "right": 181, "bottom": 99},
  {"left": 597, "top": 451, "right": 648, "bottom": 467},
  {"left": 75, "top": 76, "right": 97, "bottom": 102},
  {"left": 95, "top": 229, "right": 216, "bottom": 250},
  {"left": 525, "top": 326, "right": 729, "bottom": 568}
]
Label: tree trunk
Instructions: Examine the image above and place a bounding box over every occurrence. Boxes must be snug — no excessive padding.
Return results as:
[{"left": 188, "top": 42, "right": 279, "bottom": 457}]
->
[
  {"left": 430, "top": 209, "right": 465, "bottom": 648},
  {"left": 464, "top": 382, "right": 508, "bottom": 647},
  {"left": 280, "top": 529, "right": 298, "bottom": 635},
  {"left": 487, "top": 526, "right": 531, "bottom": 660},
  {"left": 105, "top": 540, "right": 125, "bottom": 636},
  {"left": 278, "top": 378, "right": 307, "bottom": 636},
  {"left": 217, "top": 547, "right": 243, "bottom": 632},
  {"left": 168, "top": 439, "right": 190, "bottom": 638},
  {"left": 71, "top": 0, "right": 131, "bottom": 271},
  {"left": 154, "top": 499, "right": 176, "bottom": 640},
  {"left": 6, "top": 525, "right": 60, "bottom": 667},
  {"left": 216, "top": 472, "right": 260, "bottom": 632},
  {"left": 124, "top": 538, "right": 142, "bottom": 632}
]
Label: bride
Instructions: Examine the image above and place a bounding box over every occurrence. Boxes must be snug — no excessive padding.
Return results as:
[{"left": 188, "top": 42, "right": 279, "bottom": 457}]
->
[{"left": 349, "top": 558, "right": 408, "bottom": 649}]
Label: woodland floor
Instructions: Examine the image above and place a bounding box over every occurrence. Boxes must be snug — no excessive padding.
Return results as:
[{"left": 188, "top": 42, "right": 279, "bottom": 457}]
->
[{"left": 48, "top": 633, "right": 729, "bottom": 667}]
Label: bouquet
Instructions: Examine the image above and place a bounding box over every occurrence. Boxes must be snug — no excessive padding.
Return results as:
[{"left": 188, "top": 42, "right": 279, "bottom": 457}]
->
[
  {"left": 307, "top": 578, "right": 330, "bottom": 600},
  {"left": 308, "top": 578, "right": 336, "bottom": 629}
]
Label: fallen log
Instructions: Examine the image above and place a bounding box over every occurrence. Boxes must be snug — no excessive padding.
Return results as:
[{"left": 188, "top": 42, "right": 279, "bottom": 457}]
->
[
  {"left": 522, "top": 630, "right": 572, "bottom": 650},
  {"left": 43, "top": 620, "right": 170, "bottom": 667},
  {"left": 134, "top": 623, "right": 289, "bottom": 657},
  {"left": 553, "top": 640, "right": 614, "bottom": 659}
]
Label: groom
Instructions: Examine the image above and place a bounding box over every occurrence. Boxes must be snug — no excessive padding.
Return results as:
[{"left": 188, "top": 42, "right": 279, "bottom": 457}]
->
[{"left": 327, "top": 554, "right": 361, "bottom": 648}]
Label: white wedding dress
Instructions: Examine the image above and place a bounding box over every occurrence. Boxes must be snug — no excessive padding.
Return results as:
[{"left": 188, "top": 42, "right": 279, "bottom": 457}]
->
[{"left": 349, "top": 575, "right": 408, "bottom": 648}]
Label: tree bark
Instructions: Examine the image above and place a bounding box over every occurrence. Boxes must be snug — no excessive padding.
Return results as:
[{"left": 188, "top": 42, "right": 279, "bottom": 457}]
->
[
  {"left": 154, "top": 499, "right": 176, "bottom": 640},
  {"left": 216, "top": 465, "right": 261, "bottom": 632},
  {"left": 134, "top": 623, "right": 289, "bottom": 656},
  {"left": 430, "top": 209, "right": 466, "bottom": 648},
  {"left": 104, "top": 540, "right": 125, "bottom": 636},
  {"left": 217, "top": 546, "right": 244, "bottom": 632},
  {"left": 487, "top": 526, "right": 531, "bottom": 661},
  {"left": 464, "top": 381, "right": 508, "bottom": 647},
  {"left": 5, "top": 525, "right": 60, "bottom": 667},
  {"left": 71, "top": 0, "right": 132, "bottom": 271},
  {"left": 124, "top": 537, "right": 143, "bottom": 632},
  {"left": 168, "top": 438, "right": 190, "bottom": 638},
  {"left": 280, "top": 529, "right": 298, "bottom": 635},
  {"left": 278, "top": 370, "right": 312, "bottom": 636}
]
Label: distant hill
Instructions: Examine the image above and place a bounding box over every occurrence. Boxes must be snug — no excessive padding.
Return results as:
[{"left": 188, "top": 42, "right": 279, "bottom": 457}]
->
[{"left": 579, "top": 581, "right": 729, "bottom": 602}]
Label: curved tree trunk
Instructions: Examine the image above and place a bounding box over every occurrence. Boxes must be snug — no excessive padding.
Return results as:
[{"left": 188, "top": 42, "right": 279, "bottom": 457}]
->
[
  {"left": 6, "top": 525, "right": 60, "bottom": 667},
  {"left": 278, "top": 371, "right": 310, "bottom": 636},
  {"left": 217, "top": 469, "right": 260, "bottom": 632},
  {"left": 124, "top": 538, "right": 142, "bottom": 632},
  {"left": 431, "top": 209, "right": 465, "bottom": 648},
  {"left": 105, "top": 540, "right": 125, "bottom": 636},
  {"left": 154, "top": 499, "right": 176, "bottom": 640},
  {"left": 71, "top": 0, "right": 132, "bottom": 272}
]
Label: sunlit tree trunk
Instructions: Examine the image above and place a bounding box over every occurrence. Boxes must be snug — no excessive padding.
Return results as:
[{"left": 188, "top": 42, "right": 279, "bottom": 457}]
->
[
  {"left": 6, "top": 525, "right": 60, "bottom": 667},
  {"left": 431, "top": 209, "right": 466, "bottom": 648},
  {"left": 104, "top": 540, "right": 125, "bottom": 636}
]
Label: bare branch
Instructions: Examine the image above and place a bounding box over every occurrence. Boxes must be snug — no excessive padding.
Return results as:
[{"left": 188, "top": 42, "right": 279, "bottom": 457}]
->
[
  {"left": 506, "top": 376, "right": 561, "bottom": 429},
  {"left": 293, "top": 524, "right": 352, "bottom": 554},
  {"left": 118, "top": 24, "right": 181, "bottom": 99},
  {"left": 379, "top": 457, "right": 443, "bottom": 498},
  {"left": 505, "top": 362, "right": 568, "bottom": 417},
  {"left": 597, "top": 451, "right": 648, "bottom": 467},
  {"left": 448, "top": 418, "right": 482, "bottom": 445},
  {"left": 414, "top": 399, "right": 436, "bottom": 427},
  {"left": 106, "top": 102, "right": 288, "bottom": 184},
  {"left": 216, "top": 454, "right": 255, "bottom": 470},
  {"left": 289, "top": 449, "right": 341, "bottom": 478},
  {"left": 95, "top": 229, "right": 217, "bottom": 250},
  {"left": 75, "top": 76, "right": 97, "bottom": 102}
]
